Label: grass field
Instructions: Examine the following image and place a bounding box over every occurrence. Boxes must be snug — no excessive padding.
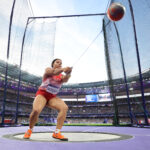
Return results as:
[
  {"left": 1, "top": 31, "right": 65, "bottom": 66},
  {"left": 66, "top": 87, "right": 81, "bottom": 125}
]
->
[{"left": 22, "top": 123, "right": 131, "bottom": 127}]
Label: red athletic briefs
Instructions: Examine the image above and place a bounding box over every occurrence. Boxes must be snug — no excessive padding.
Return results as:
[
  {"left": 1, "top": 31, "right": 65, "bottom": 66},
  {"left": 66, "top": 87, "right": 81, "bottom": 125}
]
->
[{"left": 36, "top": 89, "right": 56, "bottom": 101}]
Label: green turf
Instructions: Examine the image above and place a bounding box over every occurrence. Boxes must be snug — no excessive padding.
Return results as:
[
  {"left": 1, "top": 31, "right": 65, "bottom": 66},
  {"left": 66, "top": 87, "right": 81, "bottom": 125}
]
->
[{"left": 21, "top": 123, "right": 131, "bottom": 126}]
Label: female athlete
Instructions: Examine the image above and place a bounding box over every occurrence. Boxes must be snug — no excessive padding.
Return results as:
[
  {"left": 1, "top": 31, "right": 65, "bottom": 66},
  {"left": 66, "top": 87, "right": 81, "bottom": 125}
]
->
[{"left": 24, "top": 58, "right": 72, "bottom": 141}]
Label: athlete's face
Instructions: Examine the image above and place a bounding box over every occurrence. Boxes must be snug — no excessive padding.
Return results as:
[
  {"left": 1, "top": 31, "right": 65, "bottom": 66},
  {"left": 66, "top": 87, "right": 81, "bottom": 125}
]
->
[{"left": 53, "top": 59, "right": 62, "bottom": 68}]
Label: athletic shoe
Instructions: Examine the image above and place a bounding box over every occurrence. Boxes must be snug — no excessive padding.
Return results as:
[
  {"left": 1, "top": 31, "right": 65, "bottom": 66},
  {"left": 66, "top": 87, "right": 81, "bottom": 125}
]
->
[
  {"left": 52, "top": 132, "right": 68, "bottom": 141},
  {"left": 23, "top": 129, "right": 32, "bottom": 139}
]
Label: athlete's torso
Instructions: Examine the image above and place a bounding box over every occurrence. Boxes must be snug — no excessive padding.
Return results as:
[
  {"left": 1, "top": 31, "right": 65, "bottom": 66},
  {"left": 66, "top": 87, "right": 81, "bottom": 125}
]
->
[{"left": 39, "top": 74, "right": 63, "bottom": 95}]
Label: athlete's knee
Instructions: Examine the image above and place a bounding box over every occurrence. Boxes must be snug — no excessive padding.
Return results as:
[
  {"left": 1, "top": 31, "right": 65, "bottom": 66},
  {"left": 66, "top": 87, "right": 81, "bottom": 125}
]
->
[
  {"left": 62, "top": 105, "right": 68, "bottom": 112},
  {"left": 58, "top": 104, "right": 68, "bottom": 112}
]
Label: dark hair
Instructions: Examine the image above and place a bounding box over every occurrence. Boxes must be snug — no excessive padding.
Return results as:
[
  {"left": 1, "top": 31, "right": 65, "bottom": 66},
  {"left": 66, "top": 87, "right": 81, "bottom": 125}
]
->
[{"left": 51, "top": 58, "right": 60, "bottom": 67}]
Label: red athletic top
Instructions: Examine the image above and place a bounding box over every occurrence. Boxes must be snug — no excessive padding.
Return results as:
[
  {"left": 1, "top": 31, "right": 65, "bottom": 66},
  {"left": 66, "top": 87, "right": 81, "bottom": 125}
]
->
[{"left": 39, "top": 74, "right": 63, "bottom": 95}]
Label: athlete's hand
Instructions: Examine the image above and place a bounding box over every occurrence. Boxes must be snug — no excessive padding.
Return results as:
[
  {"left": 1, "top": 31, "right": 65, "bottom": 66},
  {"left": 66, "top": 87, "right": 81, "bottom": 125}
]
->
[
  {"left": 63, "top": 67, "right": 69, "bottom": 72},
  {"left": 63, "top": 67, "right": 72, "bottom": 74}
]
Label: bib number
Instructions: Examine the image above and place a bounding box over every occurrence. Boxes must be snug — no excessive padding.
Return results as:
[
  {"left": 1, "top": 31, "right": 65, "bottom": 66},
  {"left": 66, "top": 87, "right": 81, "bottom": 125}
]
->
[{"left": 46, "top": 84, "right": 59, "bottom": 94}]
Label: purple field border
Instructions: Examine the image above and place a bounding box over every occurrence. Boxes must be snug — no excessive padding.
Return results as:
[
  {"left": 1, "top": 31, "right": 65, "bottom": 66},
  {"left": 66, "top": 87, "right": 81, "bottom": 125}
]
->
[{"left": 0, "top": 126, "right": 150, "bottom": 150}]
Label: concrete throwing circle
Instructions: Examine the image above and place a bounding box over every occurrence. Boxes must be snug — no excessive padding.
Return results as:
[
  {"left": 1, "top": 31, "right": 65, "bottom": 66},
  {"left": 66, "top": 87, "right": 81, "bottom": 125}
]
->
[{"left": 3, "top": 131, "right": 133, "bottom": 142}]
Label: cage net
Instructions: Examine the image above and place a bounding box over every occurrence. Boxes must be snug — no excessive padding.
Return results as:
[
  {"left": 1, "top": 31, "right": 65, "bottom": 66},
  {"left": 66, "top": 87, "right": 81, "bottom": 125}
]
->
[
  {"left": 0, "top": 0, "right": 112, "bottom": 126},
  {"left": 0, "top": 0, "right": 33, "bottom": 124},
  {"left": 103, "top": 0, "right": 150, "bottom": 125},
  {"left": 20, "top": 15, "right": 109, "bottom": 126},
  {"left": 21, "top": 19, "right": 56, "bottom": 76},
  {"left": 1, "top": 0, "right": 150, "bottom": 127}
]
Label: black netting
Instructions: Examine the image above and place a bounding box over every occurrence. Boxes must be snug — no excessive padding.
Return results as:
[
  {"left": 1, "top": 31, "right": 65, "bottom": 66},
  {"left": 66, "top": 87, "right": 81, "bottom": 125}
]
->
[
  {"left": 103, "top": 0, "right": 150, "bottom": 125},
  {"left": 0, "top": 0, "right": 33, "bottom": 124}
]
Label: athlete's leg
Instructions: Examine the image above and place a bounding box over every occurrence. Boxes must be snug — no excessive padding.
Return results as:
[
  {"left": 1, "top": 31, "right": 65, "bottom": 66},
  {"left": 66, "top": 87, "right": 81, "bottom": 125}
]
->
[
  {"left": 47, "top": 97, "right": 68, "bottom": 130},
  {"left": 24, "top": 95, "right": 47, "bottom": 139},
  {"left": 29, "top": 95, "right": 47, "bottom": 129}
]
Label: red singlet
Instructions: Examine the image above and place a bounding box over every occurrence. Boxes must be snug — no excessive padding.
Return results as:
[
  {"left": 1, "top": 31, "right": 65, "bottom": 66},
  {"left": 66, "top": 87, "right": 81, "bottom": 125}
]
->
[{"left": 36, "top": 74, "right": 63, "bottom": 101}]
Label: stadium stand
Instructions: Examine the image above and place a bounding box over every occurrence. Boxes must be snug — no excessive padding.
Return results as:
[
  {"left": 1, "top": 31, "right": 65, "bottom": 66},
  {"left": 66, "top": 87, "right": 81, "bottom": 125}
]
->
[{"left": 0, "top": 61, "right": 150, "bottom": 125}]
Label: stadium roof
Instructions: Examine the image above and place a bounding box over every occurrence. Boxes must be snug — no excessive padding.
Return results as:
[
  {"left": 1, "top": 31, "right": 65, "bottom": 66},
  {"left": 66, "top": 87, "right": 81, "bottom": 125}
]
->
[
  {"left": 0, "top": 59, "right": 150, "bottom": 88},
  {"left": 63, "top": 81, "right": 108, "bottom": 88},
  {"left": 0, "top": 59, "right": 109, "bottom": 87},
  {"left": 0, "top": 59, "right": 42, "bottom": 85}
]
